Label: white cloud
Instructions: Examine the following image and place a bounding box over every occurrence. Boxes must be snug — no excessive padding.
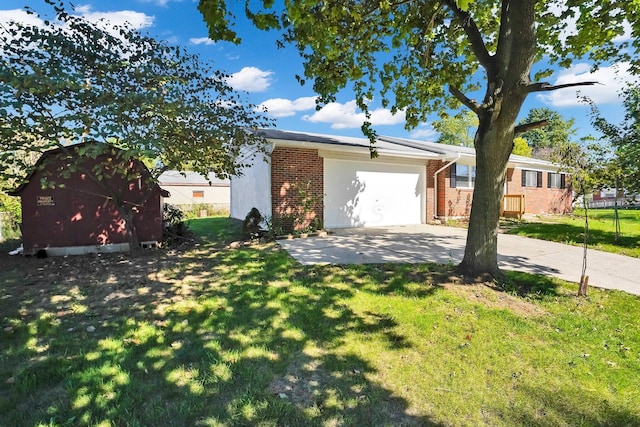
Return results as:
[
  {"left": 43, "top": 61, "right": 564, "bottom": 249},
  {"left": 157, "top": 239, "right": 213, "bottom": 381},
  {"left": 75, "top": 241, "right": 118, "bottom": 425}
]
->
[
  {"left": 537, "top": 62, "right": 633, "bottom": 107},
  {"left": 258, "top": 96, "right": 317, "bottom": 118},
  {"left": 226, "top": 67, "right": 274, "bottom": 92},
  {"left": 303, "top": 100, "right": 406, "bottom": 129},
  {"left": 613, "top": 19, "right": 633, "bottom": 42},
  {"left": 138, "top": 0, "right": 172, "bottom": 7},
  {"left": 0, "top": 6, "right": 154, "bottom": 40},
  {"left": 73, "top": 5, "right": 154, "bottom": 30},
  {"left": 190, "top": 37, "right": 216, "bottom": 46},
  {"left": 410, "top": 125, "right": 438, "bottom": 141},
  {"left": 0, "top": 9, "right": 45, "bottom": 28}
]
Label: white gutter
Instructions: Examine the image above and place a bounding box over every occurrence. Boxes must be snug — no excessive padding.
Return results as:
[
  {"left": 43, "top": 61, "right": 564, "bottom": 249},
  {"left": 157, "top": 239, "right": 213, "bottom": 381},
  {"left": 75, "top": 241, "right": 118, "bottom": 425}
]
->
[{"left": 433, "top": 154, "right": 461, "bottom": 219}]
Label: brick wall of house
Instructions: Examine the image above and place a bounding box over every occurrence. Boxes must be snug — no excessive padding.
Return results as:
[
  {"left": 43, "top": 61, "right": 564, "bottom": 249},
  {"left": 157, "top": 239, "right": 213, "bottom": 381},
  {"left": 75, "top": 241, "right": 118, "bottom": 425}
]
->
[
  {"left": 425, "top": 160, "right": 440, "bottom": 220},
  {"left": 426, "top": 164, "right": 571, "bottom": 219},
  {"left": 425, "top": 161, "right": 474, "bottom": 219},
  {"left": 433, "top": 164, "right": 472, "bottom": 218},
  {"left": 506, "top": 168, "right": 572, "bottom": 214},
  {"left": 270, "top": 147, "right": 324, "bottom": 232}
]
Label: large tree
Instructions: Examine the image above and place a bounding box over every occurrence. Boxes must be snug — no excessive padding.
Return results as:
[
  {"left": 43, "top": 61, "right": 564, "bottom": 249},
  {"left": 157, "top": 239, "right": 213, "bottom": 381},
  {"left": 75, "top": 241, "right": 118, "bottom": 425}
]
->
[
  {"left": 199, "top": 0, "right": 639, "bottom": 277},
  {"left": 518, "top": 107, "right": 577, "bottom": 160},
  {"left": 1, "top": 0, "right": 270, "bottom": 190}
]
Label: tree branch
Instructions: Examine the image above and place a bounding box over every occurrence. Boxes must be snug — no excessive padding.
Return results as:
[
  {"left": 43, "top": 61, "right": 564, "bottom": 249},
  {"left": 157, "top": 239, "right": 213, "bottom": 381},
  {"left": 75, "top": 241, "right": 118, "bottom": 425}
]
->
[
  {"left": 514, "top": 119, "right": 547, "bottom": 134},
  {"left": 527, "top": 81, "right": 600, "bottom": 93},
  {"left": 448, "top": 85, "right": 481, "bottom": 115},
  {"left": 443, "top": 0, "right": 494, "bottom": 73}
]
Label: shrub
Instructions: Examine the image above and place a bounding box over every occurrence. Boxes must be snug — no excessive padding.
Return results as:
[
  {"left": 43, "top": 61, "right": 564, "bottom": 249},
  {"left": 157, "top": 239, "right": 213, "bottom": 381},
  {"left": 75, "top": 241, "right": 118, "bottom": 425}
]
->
[
  {"left": 0, "top": 193, "right": 21, "bottom": 241},
  {"left": 162, "top": 203, "right": 192, "bottom": 247},
  {"left": 163, "top": 203, "right": 184, "bottom": 225},
  {"left": 242, "top": 207, "right": 264, "bottom": 239},
  {"left": 180, "top": 203, "right": 230, "bottom": 219}
]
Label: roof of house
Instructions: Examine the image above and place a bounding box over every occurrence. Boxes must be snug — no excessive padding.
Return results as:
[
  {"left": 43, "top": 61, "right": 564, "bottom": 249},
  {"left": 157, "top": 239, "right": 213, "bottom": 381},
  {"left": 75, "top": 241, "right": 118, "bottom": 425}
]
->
[
  {"left": 158, "top": 171, "right": 230, "bottom": 187},
  {"left": 257, "top": 129, "right": 442, "bottom": 160},
  {"left": 257, "top": 129, "right": 562, "bottom": 171}
]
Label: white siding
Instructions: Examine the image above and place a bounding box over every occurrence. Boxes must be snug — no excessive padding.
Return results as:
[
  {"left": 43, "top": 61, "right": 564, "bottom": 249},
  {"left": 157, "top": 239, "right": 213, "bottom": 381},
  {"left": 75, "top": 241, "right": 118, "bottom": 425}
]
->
[
  {"left": 230, "top": 151, "right": 272, "bottom": 221},
  {"left": 163, "top": 185, "right": 229, "bottom": 206}
]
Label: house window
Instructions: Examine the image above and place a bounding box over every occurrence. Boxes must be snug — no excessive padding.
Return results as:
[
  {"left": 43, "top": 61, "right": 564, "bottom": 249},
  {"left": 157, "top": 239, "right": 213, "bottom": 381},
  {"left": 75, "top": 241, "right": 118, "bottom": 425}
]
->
[
  {"left": 547, "top": 172, "right": 566, "bottom": 189},
  {"left": 521, "top": 170, "right": 542, "bottom": 188},
  {"left": 450, "top": 163, "right": 475, "bottom": 188},
  {"left": 192, "top": 190, "right": 204, "bottom": 198}
]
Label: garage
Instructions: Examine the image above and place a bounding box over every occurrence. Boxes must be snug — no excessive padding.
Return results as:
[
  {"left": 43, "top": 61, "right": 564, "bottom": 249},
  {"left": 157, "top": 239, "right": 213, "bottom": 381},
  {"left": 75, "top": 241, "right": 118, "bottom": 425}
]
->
[{"left": 323, "top": 157, "right": 426, "bottom": 228}]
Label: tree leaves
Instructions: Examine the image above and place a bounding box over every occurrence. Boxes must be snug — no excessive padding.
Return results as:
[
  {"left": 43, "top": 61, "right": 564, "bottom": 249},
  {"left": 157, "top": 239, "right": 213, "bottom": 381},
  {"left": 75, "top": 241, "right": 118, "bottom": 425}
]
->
[
  {"left": 456, "top": 0, "right": 474, "bottom": 12},
  {"left": 0, "top": 1, "right": 273, "bottom": 191},
  {"left": 432, "top": 111, "right": 478, "bottom": 147},
  {"left": 518, "top": 108, "right": 577, "bottom": 160},
  {"left": 584, "top": 85, "right": 640, "bottom": 197}
]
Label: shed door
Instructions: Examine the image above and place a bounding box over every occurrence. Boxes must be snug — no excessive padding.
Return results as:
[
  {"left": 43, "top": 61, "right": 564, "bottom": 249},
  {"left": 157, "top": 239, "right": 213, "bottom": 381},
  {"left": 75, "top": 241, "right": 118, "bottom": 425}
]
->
[{"left": 323, "top": 158, "right": 425, "bottom": 228}]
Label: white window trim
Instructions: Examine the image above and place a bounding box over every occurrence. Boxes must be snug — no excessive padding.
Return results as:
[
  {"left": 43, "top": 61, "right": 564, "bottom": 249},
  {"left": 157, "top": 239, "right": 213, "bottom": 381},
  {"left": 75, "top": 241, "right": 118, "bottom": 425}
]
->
[{"left": 456, "top": 164, "right": 476, "bottom": 189}]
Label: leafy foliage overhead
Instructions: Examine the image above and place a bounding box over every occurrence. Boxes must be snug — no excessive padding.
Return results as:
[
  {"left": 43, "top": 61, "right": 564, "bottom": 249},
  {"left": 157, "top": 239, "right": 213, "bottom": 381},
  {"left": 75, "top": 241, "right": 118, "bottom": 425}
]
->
[
  {"left": 199, "top": 0, "right": 639, "bottom": 133},
  {"left": 0, "top": 0, "right": 271, "bottom": 191}
]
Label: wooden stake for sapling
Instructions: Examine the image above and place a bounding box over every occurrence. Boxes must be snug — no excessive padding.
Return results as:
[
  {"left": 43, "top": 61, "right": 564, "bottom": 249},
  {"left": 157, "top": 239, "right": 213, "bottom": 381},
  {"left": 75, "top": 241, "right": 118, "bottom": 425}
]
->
[{"left": 578, "top": 275, "right": 589, "bottom": 296}]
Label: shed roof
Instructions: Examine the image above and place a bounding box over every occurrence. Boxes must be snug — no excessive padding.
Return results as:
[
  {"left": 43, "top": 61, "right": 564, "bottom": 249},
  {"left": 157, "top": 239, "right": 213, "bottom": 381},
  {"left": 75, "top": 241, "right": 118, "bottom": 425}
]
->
[{"left": 9, "top": 141, "right": 170, "bottom": 196}]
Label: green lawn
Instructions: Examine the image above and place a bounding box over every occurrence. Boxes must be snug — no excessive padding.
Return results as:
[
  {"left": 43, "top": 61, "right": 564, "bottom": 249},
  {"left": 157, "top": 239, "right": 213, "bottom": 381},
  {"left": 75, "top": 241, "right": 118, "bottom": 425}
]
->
[
  {"left": 504, "top": 208, "right": 640, "bottom": 258},
  {"left": 1, "top": 217, "right": 639, "bottom": 426}
]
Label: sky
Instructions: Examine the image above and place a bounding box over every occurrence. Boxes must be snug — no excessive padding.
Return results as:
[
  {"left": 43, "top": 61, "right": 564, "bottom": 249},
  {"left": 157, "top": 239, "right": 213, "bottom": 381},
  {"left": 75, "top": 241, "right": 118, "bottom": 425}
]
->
[{"left": 1, "top": 0, "right": 635, "bottom": 143}]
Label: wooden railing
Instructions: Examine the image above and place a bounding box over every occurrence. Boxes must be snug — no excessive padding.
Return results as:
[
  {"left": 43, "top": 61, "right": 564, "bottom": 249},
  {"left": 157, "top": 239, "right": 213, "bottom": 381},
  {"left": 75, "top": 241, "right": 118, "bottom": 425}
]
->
[{"left": 501, "top": 194, "right": 525, "bottom": 219}]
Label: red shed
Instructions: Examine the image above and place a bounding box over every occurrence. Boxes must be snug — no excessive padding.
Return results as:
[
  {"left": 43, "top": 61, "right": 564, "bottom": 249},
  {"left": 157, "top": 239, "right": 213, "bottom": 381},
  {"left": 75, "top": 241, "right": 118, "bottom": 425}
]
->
[{"left": 10, "top": 142, "right": 168, "bottom": 256}]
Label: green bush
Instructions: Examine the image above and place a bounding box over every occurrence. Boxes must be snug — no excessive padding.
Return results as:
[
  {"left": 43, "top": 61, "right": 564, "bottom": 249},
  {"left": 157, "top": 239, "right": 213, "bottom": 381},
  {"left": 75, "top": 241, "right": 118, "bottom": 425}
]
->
[
  {"left": 163, "top": 203, "right": 184, "bottom": 225},
  {"left": 179, "top": 203, "right": 230, "bottom": 219},
  {"left": 162, "top": 203, "right": 193, "bottom": 247},
  {"left": 0, "top": 193, "right": 21, "bottom": 241},
  {"left": 242, "top": 207, "right": 264, "bottom": 239}
]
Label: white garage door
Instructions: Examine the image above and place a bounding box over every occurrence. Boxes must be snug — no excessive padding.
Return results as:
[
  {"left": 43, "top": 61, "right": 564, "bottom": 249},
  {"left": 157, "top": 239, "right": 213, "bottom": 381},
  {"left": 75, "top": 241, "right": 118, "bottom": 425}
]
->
[{"left": 324, "top": 158, "right": 425, "bottom": 228}]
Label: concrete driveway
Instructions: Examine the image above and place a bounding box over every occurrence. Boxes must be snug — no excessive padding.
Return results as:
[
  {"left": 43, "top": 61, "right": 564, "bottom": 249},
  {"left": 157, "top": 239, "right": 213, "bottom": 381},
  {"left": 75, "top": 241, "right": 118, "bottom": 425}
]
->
[{"left": 278, "top": 224, "right": 640, "bottom": 296}]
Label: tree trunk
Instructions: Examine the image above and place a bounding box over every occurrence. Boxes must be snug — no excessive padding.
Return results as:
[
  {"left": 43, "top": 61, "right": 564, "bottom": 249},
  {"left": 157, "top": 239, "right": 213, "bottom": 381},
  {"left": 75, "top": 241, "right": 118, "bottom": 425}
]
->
[
  {"left": 122, "top": 207, "right": 141, "bottom": 255},
  {"left": 456, "top": 0, "right": 537, "bottom": 278},
  {"left": 459, "top": 119, "right": 514, "bottom": 277}
]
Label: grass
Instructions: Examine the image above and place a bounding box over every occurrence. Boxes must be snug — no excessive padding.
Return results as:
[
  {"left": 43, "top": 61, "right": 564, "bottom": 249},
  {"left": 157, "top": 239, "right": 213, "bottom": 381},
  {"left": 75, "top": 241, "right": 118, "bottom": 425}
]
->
[
  {"left": 185, "top": 215, "right": 241, "bottom": 244},
  {"left": 504, "top": 208, "right": 640, "bottom": 258},
  {"left": 1, "top": 216, "right": 639, "bottom": 426}
]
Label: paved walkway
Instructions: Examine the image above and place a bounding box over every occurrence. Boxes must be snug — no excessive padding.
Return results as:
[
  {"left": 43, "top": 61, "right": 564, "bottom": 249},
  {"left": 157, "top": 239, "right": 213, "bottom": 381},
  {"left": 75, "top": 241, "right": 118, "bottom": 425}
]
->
[{"left": 278, "top": 224, "right": 640, "bottom": 296}]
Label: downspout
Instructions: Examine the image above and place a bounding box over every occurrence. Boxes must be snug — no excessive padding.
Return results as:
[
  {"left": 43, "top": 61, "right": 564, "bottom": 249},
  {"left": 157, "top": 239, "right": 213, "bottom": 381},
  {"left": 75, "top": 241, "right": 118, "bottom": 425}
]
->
[{"left": 433, "top": 154, "right": 461, "bottom": 219}]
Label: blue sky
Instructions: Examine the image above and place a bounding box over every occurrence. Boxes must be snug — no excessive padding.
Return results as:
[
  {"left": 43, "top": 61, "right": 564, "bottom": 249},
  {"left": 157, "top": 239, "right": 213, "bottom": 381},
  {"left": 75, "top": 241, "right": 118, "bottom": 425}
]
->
[{"left": 1, "top": 1, "right": 634, "bottom": 142}]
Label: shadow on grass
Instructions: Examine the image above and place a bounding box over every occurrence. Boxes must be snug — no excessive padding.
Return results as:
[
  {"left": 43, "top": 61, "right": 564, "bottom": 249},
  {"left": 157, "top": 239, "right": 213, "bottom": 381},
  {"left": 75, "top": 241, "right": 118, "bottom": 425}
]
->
[
  {"left": 2, "top": 219, "right": 636, "bottom": 425},
  {"left": 511, "top": 384, "right": 640, "bottom": 426},
  {"left": 0, "top": 242, "right": 441, "bottom": 426},
  {"left": 496, "top": 270, "right": 566, "bottom": 299}
]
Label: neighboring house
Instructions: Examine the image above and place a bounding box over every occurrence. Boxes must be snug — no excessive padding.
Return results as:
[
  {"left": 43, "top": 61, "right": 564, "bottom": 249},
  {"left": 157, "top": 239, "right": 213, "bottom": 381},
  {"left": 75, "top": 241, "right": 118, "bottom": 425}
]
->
[
  {"left": 158, "top": 171, "right": 230, "bottom": 211},
  {"left": 589, "top": 189, "right": 640, "bottom": 208},
  {"left": 10, "top": 142, "right": 168, "bottom": 256},
  {"left": 231, "top": 129, "right": 572, "bottom": 230}
]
